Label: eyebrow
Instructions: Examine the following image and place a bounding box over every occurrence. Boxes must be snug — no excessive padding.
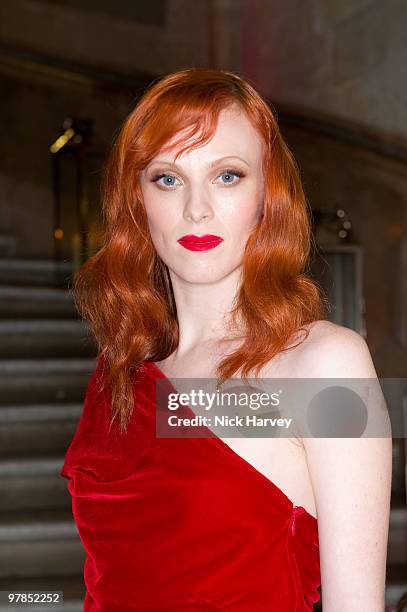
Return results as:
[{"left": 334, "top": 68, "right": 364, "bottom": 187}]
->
[{"left": 146, "top": 155, "right": 250, "bottom": 170}]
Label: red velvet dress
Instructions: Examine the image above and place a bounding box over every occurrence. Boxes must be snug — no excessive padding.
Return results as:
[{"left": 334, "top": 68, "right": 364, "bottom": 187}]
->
[{"left": 61, "top": 357, "right": 321, "bottom": 611}]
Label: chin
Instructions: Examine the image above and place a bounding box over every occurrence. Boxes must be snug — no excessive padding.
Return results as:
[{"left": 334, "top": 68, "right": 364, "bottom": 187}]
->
[{"left": 172, "top": 264, "right": 232, "bottom": 285}]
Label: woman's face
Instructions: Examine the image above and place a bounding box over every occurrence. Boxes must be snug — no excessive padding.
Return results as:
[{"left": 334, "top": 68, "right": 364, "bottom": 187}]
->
[{"left": 139, "top": 104, "right": 265, "bottom": 284}]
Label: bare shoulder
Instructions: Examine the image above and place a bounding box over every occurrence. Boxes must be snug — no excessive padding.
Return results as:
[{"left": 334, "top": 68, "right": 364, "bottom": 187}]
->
[
  {"left": 298, "top": 319, "right": 378, "bottom": 378},
  {"left": 298, "top": 321, "right": 392, "bottom": 607},
  {"left": 299, "top": 318, "right": 365, "bottom": 347},
  {"left": 258, "top": 319, "right": 375, "bottom": 379}
]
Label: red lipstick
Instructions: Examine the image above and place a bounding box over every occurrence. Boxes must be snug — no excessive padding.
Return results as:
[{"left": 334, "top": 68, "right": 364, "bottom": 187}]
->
[{"left": 177, "top": 234, "right": 224, "bottom": 252}]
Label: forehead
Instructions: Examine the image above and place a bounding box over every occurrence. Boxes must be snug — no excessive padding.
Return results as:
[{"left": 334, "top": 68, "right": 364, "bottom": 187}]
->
[{"left": 156, "top": 105, "right": 264, "bottom": 165}]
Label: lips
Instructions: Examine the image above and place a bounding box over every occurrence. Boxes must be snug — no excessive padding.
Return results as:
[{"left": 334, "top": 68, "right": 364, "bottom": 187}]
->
[{"left": 177, "top": 234, "right": 224, "bottom": 252}]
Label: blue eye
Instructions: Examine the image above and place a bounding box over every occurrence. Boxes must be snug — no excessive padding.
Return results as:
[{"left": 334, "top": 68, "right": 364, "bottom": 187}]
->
[
  {"left": 151, "top": 174, "right": 179, "bottom": 188},
  {"left": 219, "top": 169, "right": 244, "bottom": 184},
  {"left": 150, "top": 168, "right": 245, "bottom": 189}
]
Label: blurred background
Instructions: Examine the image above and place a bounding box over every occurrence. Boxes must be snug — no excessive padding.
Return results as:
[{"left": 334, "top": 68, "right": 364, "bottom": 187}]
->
[{"left": 0, "top": 1, "right": 406, "bottom": 610}]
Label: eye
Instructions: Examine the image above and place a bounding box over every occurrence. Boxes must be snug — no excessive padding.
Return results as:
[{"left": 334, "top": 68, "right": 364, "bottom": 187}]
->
[
  {"left": 150, "top": 173, "right": 180, "bottom": 189},
  {"left": 217, "top": 168, "right": 245, "bottom": 186},
  {"left": 149, "top": 167, "right": 245, "bottom": 190}
]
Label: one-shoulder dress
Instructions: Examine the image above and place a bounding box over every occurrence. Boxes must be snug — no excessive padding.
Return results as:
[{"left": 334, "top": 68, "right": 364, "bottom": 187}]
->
[{"left": 60, "top": 356, "right": 321, "bottom": 611}]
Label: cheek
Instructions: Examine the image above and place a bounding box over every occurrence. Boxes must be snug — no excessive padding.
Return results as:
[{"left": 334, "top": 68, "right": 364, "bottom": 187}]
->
[
  {"left": 145, "top": 202, "right": 174, "bottom": 238},
  {"left": 223, "top": 193, "right": 262, "bottom": 235},
  {"left": 141, "top": 184, "right": 171, "bottom": 229}
]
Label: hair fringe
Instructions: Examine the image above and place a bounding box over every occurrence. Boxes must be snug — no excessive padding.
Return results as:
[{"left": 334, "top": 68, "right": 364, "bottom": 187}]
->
[{"left": 72, "top": 68, "right": 329, "bottom": 434}]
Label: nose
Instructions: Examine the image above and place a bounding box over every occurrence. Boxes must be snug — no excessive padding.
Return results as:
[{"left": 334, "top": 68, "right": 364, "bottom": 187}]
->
[{"left": 183, "top": 187, "right": 214, "bottom": 223}]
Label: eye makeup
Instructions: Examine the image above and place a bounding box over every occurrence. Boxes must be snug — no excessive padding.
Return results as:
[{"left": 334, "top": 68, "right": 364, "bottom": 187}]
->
[{"left": 149, "top": 167, "right": 246, "bottom": 189}]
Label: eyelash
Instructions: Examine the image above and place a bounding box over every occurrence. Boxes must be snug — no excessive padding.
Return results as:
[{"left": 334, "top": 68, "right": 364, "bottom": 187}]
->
[{"left": 150, "top": 168, "right": 245, "bottom": 189}]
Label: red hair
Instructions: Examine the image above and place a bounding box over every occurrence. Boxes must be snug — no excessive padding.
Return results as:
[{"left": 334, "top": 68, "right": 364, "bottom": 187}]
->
[{"left": 73, "top": 68, "right": 328, "bottom": 432}]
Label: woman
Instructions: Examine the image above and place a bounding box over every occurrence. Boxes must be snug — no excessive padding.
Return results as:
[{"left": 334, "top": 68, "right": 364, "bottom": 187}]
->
[{"left": 61, "top": 68, "right": 392, "bottom": 611}]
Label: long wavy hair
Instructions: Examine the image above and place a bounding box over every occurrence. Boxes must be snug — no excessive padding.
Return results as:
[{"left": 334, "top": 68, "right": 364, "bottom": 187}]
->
[{"left": 73, "top": 68, "right": 328, "bottom": 433}]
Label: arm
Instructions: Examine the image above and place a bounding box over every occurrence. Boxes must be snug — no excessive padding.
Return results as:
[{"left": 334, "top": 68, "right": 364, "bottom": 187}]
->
[{"left": 302, "top": 324, "right": 392, "bottom": 611}]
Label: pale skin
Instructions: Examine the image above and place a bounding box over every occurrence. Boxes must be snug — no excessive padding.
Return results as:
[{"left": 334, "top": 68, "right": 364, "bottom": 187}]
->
[{"left": 139, "top": 103, "right": 392, "bottom": 611}]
